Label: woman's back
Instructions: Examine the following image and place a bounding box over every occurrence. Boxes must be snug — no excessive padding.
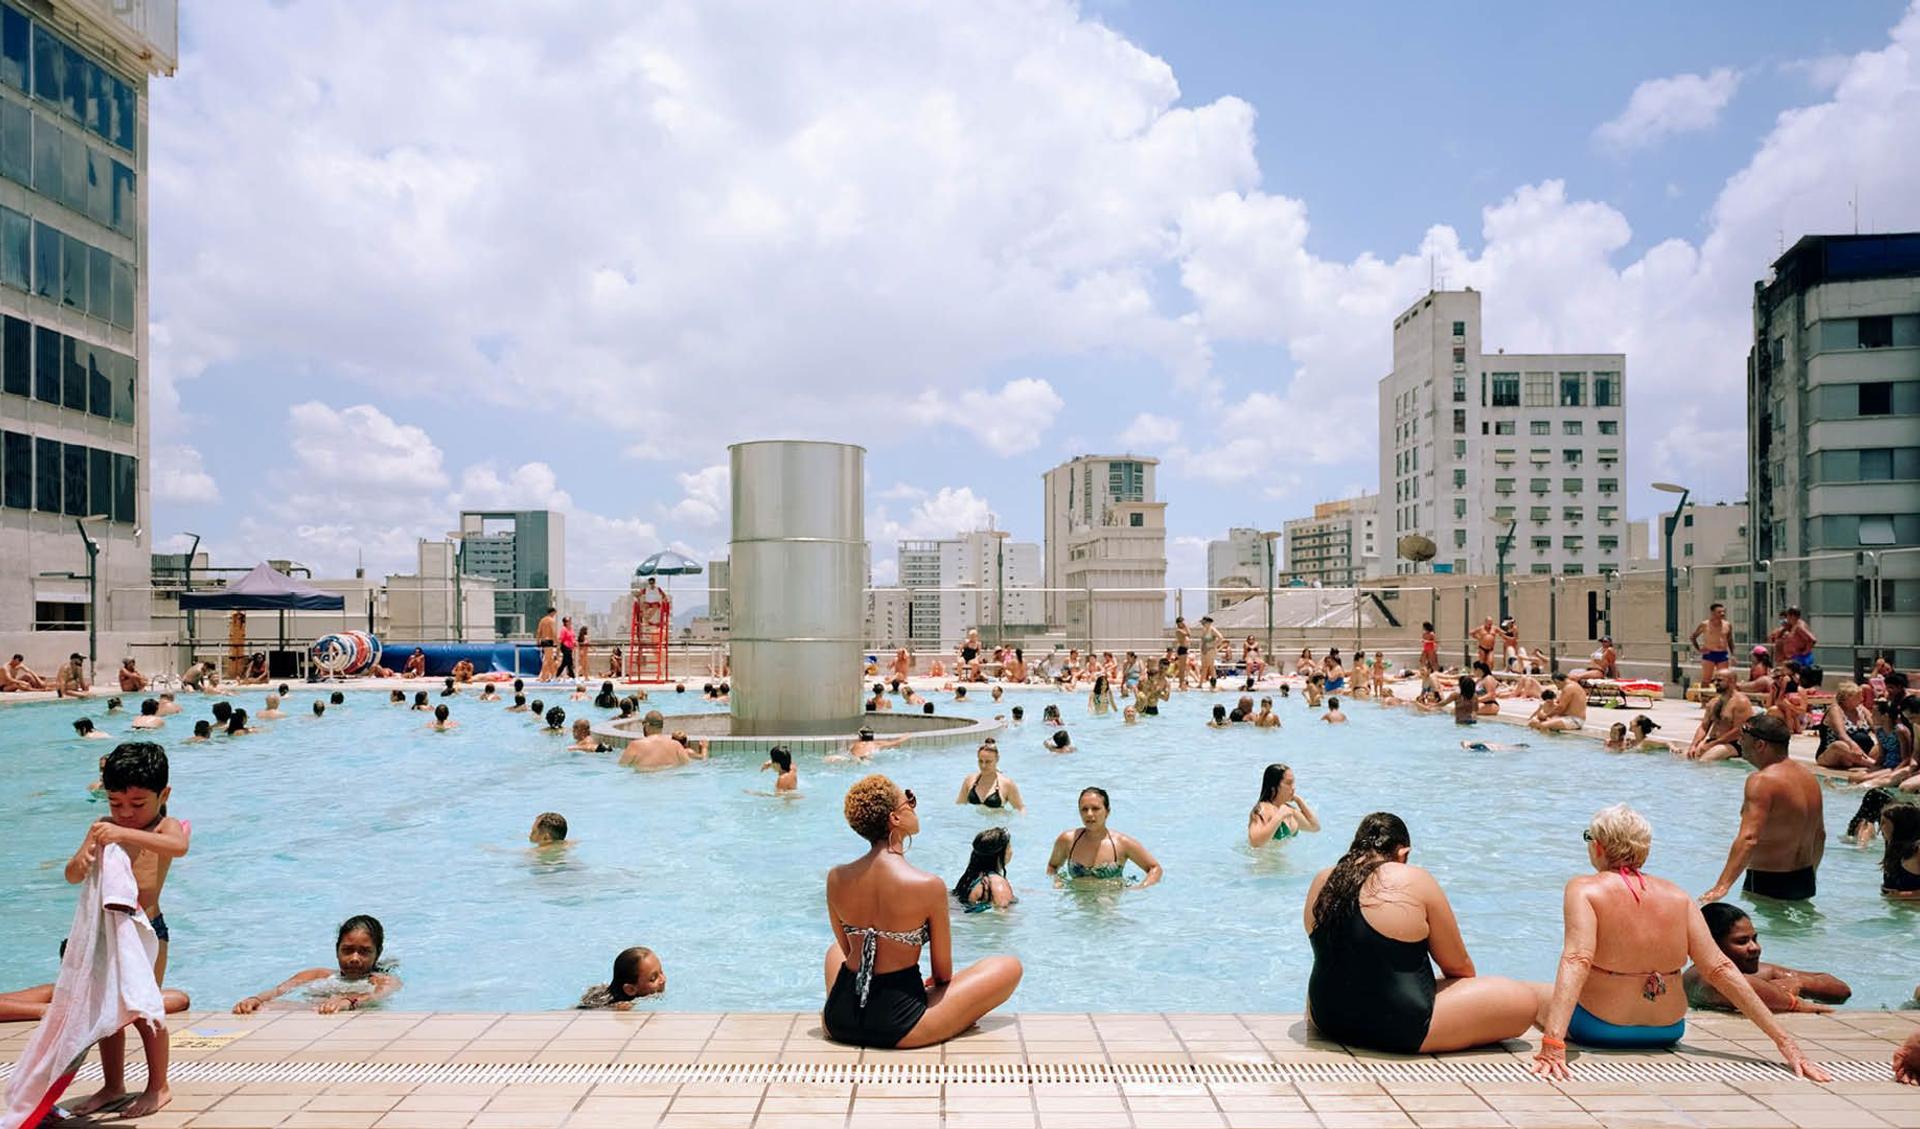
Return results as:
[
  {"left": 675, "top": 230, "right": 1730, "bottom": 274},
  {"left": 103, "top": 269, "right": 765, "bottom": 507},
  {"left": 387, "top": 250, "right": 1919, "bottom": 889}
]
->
[
  {"left": 1306, "top": 864, "right": 1436, "bottom": 1053},
  {"left": 1573, "top": 871, "right": 1690, "bottom": 1023},
  {"left": 828, "top": 854, "right": 933, "bottom": 976}
]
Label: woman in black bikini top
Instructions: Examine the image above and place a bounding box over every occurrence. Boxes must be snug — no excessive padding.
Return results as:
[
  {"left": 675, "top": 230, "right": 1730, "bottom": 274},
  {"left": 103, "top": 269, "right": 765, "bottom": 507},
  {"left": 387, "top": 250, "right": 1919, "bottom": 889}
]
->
[{"left": 954, "top": 742, "right": 1024, "bottom": 812}]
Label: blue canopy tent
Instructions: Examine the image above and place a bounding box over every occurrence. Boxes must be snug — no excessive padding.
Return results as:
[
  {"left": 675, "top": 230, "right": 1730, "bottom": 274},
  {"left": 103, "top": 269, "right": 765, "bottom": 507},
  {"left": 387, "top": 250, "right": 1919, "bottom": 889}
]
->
[{"left": 179, "top": 563, "right": 346, "bottom": 677}]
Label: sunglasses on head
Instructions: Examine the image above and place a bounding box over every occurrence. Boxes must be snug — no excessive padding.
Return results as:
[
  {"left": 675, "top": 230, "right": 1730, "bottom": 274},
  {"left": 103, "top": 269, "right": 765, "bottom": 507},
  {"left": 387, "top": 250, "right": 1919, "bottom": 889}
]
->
[
  {"left": 1581, "top": 829, "right": 1594, "bottom": 842},
  {"left": 899, "top": 788, "right": 916, "bottom": 810}
]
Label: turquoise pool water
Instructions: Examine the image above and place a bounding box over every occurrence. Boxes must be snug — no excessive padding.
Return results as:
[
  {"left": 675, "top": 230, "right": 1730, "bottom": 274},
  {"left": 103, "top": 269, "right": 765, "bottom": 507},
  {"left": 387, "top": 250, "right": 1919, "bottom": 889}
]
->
[{"left": 1, "top": 686, "right": 1912, "bottom": 1014}]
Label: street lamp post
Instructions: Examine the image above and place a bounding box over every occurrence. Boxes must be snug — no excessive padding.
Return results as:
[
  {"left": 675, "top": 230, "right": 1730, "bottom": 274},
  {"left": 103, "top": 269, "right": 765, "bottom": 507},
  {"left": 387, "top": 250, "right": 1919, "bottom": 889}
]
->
[
  {"left": 1494, "top": 520, "right": 1517, "bottom": 622},
  {"left": 1261, "top": 531, "right": 1281, "bottom": 660},
  {"left": 445, "top": 532, "right": 466, "bottom": 644},
  {"left": 1653, "top": 482, "right": 1691, "bottom": 688},
  {"left": 75, "top": 516, "right": 105, "bottom": 679}
]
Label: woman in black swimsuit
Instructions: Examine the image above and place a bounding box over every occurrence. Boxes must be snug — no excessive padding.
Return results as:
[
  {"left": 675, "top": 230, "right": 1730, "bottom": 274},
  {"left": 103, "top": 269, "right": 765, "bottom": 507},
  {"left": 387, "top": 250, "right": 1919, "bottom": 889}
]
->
[
  {"left": 823, "top": 775, "right": 1022, "bottom": 1048},
  {"left": 1302, "top": 812, "right": 1542, "bottom": 1054},
  {"left": 954, "top": 742, "right": 1025, "bottom": 812}
]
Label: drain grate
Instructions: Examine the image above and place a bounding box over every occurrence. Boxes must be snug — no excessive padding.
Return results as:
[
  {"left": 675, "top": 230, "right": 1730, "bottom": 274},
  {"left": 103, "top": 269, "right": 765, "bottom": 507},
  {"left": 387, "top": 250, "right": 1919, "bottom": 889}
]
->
[{"left": 0, "top": 1057, "right": 1890, "bottom": 1086}]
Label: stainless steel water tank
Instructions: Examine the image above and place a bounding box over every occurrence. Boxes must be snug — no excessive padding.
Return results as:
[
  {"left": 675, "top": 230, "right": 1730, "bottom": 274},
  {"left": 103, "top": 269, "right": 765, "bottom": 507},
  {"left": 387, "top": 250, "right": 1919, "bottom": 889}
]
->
[{"left": 728, "top": 441, "right": 866, "bottom": 736}]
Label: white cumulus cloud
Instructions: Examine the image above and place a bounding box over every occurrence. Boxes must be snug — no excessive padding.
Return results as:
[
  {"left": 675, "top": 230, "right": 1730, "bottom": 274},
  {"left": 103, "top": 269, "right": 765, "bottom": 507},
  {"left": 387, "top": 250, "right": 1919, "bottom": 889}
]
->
[
  {"left": 666, "top": 464, "right": 730, "bottom": 527},
  {"left": 1595, "top": 67, "right": 1742, "bottom": 151},
  {"left": 151, "top": 445, "right": 220, "bottom": 504},
  {"left": 907, "top": 378, "right": 1066, "bottom": 456}
]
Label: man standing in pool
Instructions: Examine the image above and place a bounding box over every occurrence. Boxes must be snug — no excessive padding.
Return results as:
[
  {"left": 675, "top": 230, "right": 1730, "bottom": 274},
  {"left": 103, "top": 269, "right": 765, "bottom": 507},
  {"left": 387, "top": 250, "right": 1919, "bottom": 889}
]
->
[
  {"left": 1701, "top": 713, "right": 1824, "bottom": 903},
  {"left": 1690, "top": 602, "right": 1734, "bottom": 687}
]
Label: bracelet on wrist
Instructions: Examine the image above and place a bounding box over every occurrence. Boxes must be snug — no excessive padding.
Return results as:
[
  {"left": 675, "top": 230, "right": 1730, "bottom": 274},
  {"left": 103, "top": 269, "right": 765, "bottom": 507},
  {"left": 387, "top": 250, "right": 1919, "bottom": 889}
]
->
[{"left": 1539, "top": 1035, "right": 1566, "bottom": 1050}]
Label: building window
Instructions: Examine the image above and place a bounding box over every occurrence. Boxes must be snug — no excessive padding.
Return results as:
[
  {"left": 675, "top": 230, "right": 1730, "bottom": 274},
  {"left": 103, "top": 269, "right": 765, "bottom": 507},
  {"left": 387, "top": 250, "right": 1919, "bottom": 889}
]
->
[
  {"left": 1858, "top": 315, "right": 1894, "bottom": 349},
  {"left": 1494, "top": 478, "right": 1515, "bottom": 494},
  {"left": 1531, "top": 536, "right": 1550, "bottom": 552},
  {"left": 1452, "top": 320, "right": 1466, "bottom": 336},
  {"left": 1597, "top": 478, "right": 1618, "bottom": 494},
  {"left": 1490, "top": 372, "right": 1519, "bottom": 406},
  {"left": 1562, "top": 536, "right": 1584, "bottom": 551},
  {"left": 1563, "top": 420, "right": 1583, "bottom": 435},
  {"left": 1452, "top": 469, "right": 1466, "bottom": 488},
  {"left": 1530, "top": 420, "right": 1550, "bottom": 435},
  {"left": 1599, "top": 536, "right": 1618, "bottom": 552},
  {"left": 1453, "top": 498, "right": 1466, "bottom": 519},
  {"left": 1128, "top": 512, "right": 1142, "bottom": 528},
  {"left": 1599, "top": 420, "right": 1618, "bottom": 435},
  {"left": 1860, "top": 382, "right": 1894, "bottom": 415},
  {"left": 1494, "top": 420, "right": 1515, "bottom": 435},
  {"left": 1559, "top": 372, "right": 1585, "bottom": 406},
  {"left": 1683, "top": 542, "right": 1694, "bottom": 557},
  {"left": 1563, "top": 564, "right": 1584, "bottom": 576},
  {"left": 1563, "top": 478, "right": 1583, "bottom": 493},
  {"left": 33, "top": 435, "right": 57, "bottom": 511},
  {"left": 2, "top": 428, "right": 28, "bottom": 508},
  {"left": 1529, "top": 477, "right": 1550, "bottom": 494},
  {"left": 1563, "top": 449, "right": 1582, "bottom": 465},
  {"left": 1453, "top": 439, "right": 1466, "bottom": 458},
  {"left": 1530, "top": 563, "right": 1552, "bottom": 575},
  {"left": 1593, "top": 372, "right": 1619, "bottom": 407},
  {"left": 1452, "top": 409, "right": 1466, "bottom": 434},
  {"left": 1452, "top": 529, "right": 1466, "bottom": 548},
  {"left": 1524, "top": 372, "right": 1553, "bottom": 406},
  {"left": 1530, "top": 506, "right": 1550, "bottom": 522},
  {"left": 1563, "top": 507, "right": 1582, "bottom": 523},
  {"left": 1453, "top": 346, "right": 1466, "bottom": 364},
  {"left": 1452, "top": 375, "right": 1465, "bottom": 402},
  {"left": 34, "top": 601, "right": 86, "bottom": 631}
]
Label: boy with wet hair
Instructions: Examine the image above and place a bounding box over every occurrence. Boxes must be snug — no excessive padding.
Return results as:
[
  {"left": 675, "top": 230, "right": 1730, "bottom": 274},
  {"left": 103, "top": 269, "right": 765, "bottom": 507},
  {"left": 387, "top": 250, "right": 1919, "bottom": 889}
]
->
[
  {"left": 61, "top": 741, "right": 189, "bottom": 1117},
  {"left": 529, "top": 812, "right": 570, "bottom": 845}
]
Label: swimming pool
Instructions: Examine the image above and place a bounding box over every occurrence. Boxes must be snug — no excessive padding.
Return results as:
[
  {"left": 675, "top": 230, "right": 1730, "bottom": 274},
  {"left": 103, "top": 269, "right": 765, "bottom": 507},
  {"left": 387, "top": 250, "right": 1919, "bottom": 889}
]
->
[{"left": 1, "top": 686, "right": 1912, "bottom": 1014}]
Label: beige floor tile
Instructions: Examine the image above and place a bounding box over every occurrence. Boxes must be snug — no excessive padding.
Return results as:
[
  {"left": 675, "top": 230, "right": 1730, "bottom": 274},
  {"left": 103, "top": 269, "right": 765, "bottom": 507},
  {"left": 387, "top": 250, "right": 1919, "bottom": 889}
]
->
[
  {"left": 1036, "top": 1114, "right": 1134, "bottom": 1129},
  {"left": 280, "top": 1114, "right": 387, "bottom": 1129},
  {"left": 1222, "top": 1112, "right": 1323, "bottom": 1129},
  {"left": 1405, "top": 1113, "right": 1507, "bottom": 1129},
  {"left": 394, "top": 1095, "right": 490, "bottom": 1113},
  {"left": 372, "top": 1114, "right": 476, "bottom": 1129},
  {"left": 746, "top": 1117, "right": 844, "bottom": 1129},
  {"left": 188, "top": 1112, "right": 293, "bottom": 1129}
]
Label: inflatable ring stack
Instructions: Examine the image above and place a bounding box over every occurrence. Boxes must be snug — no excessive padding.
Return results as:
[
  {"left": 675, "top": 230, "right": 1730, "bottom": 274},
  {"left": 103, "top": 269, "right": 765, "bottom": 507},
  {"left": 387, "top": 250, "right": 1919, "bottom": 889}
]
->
[{"left": 309, "top": 630, "right": 382, "bottom": 676}]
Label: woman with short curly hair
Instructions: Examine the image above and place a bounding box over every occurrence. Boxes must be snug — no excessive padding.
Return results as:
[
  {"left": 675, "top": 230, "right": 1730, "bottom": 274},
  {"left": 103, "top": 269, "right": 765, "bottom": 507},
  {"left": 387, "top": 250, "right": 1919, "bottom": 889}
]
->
[{"left": 823, "top": 775, "right": 1021, "bottom": 1048}]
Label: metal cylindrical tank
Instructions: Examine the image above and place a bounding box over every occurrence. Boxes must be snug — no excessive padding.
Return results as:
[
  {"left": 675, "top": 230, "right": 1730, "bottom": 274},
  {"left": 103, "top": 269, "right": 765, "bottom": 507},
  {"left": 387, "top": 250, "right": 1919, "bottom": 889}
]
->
[{"left": 728, "top": 441, "right": 866, "bottom": 736}]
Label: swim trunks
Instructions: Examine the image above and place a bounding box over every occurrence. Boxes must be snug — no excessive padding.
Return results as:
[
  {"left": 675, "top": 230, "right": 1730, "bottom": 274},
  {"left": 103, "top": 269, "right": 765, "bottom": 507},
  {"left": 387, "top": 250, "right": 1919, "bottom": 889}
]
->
[
  {"left": 1743, "top": 866, "right": 1816, "bottom": 901},
  {"left": 1701, "top": 650, "right": 1729, "bottom": 664},
  {"left": 148, "top": 912, "right": 169, "bottom": 942}
]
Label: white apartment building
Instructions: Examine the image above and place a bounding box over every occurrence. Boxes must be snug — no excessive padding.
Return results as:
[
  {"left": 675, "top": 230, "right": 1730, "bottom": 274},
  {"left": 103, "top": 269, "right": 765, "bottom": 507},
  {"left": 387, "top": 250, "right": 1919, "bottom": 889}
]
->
[
  {"left": 865, "top": 585, "right": 910, "bottom": 651},
  {"left": 1206, "top": 527, "right": 1273, "bottom": 610},
  {"left": 1043, "top": 455, "right": 1158, "bottom": 624},
  {"left": 1283, "top": 494, "right": 1380, "bottom": 585},
  {"left": 897, "top": 530, "right": 1042, "bottom": 652},
  {"left": 1627, "top": 500, "right": 1751, "bottom": 634},
  {"left": 0, "top": 1, "right": 176, "bottom": 672},
  {"left": 1042, "top": 455, "right": 1166, "bottom": 648},
  {"left": 1379, "top": 289, "right": 1626, "bottom": 579}
]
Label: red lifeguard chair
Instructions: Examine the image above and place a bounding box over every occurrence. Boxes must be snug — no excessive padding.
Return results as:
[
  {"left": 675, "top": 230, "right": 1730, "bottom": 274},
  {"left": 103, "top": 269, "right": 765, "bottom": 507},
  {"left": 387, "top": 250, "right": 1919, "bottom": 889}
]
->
[{"left": 629, "top": 588, "right": 671, "bottom": 683}]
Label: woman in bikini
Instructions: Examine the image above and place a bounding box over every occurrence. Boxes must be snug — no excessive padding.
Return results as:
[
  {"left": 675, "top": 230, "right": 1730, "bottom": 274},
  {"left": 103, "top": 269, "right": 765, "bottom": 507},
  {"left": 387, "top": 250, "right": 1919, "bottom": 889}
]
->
[
  {"left": 823, "top": 775, "right": 1022, "bottom": 1048},
  {"left": 953, "top": 828, "right": 1017, "bottom": 911},
  {"left": 1046, "top": 787, "right": 1162, "bottom": 888},
  {"left": 1247, "top": 763, "right": 1320, "bottom": 848},
  {"left": 1531, "top": 805, "right": 1828, "bottom": 1081},
  {"left": 954, "top": 742, "right": 1025, "bottom": 813},
  {"left": 1815, "top": 681, "right": 1876, "bottom": 770}
]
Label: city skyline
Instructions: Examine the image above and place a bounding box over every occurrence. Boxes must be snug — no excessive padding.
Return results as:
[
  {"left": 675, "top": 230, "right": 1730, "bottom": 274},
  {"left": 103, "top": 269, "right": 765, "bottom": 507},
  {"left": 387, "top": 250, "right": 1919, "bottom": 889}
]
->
[{"left": 140, "top": 1, "right": 1920, "bottom": 599}]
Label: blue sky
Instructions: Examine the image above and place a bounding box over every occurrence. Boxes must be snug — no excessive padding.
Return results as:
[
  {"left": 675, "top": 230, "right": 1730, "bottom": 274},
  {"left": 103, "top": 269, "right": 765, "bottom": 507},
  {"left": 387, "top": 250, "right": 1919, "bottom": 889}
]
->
[{"left": 145, "top": 1, "right": 1920, "bottom": 602}]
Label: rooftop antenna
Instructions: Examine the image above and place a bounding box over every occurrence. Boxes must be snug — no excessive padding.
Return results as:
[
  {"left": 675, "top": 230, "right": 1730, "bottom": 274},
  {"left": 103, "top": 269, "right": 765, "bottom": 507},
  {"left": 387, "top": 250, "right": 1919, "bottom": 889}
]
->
[
  {"left": 1429, "top": 253, "right": 1436, "bottom": 293},
  {"left": 1850, "top": 187, "right": 1859, "bottom": 234}
]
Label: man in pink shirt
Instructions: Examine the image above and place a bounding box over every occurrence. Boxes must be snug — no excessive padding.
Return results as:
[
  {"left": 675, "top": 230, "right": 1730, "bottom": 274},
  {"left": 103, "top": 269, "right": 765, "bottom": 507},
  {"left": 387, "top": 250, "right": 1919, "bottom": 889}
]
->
[{"left": 558, "top": 617, "right": 577, "bottom": 680}]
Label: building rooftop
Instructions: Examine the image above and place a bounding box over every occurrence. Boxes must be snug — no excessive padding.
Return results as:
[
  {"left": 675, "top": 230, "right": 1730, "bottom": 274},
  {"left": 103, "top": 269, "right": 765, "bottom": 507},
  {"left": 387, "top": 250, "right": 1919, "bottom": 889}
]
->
[{"left": 1762, "top": 232, "right": 1920, "bottom": 306}]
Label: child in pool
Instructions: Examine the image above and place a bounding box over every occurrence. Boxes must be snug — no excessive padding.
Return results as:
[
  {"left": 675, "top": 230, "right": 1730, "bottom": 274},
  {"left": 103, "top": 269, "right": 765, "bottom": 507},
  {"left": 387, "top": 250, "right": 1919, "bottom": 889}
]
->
[
  {"left": 529, "top": 812, "right": 569, "bottom": 847},
  {"left": 577, "top": 946, "right": 666, "bottom": 1009},
  {"left": 231, "top": 915, "right": 400, "bottom": 1015},
  {"left": 760, "top": 745, "right": 798, "bottom": 792},
  {"left": 186, "top": 720, "right": 212, "bottom": 742}
]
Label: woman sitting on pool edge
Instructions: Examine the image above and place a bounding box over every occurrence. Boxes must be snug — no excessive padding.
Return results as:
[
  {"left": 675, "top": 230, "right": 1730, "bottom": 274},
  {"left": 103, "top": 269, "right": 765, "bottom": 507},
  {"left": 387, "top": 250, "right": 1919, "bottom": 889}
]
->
[
  {"left": 1303, "top": 812, "right": 1541, "bottom": 1056},
  {"left": 1047, "top": 787, "right": 1162, "bottom": 888},
  {"left": 1247, "top": 763, "right": 1319, "bottom": 847},
  {"left": 954, "top": 828, "right": 1017, "bottom": 910},
  {"left": 956, "top": 741, "right": 1024, "bottom": 811},
  {"left": 232, "top": 915, "right": 400, "bottom": 1015},
  {"left": 1530, "top": 805, "right": 1827, "bottom": 1081},
  {"left": 823, "top": 775, "right": 1022, "bottom": 1048}
]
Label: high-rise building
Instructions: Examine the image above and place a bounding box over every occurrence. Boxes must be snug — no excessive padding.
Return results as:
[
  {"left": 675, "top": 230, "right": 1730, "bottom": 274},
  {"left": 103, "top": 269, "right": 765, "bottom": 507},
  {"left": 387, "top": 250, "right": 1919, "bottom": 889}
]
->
[
  {"left": 457, "top": 509, "right": 565, "bottom": 638},
  {"left": 1748, "top": 233, "right": 1920, "bottom": 665},
  {"left": 1042, "top": 454, "right": 1164, "bottom": 645},
  {"left": 1283, "top": 495, "right": 1380, "bottom": 585},
  {"left": 0, "top": 1, "right": 176, "bottom": 668},
  {"left": 897, "top": 530, "right": 1042, "bottom": 652},
  {"left": 1206, "top": 527, "right": 1273, "bottom": 611},
  {"left": 1379, "top": 289, "right": 1626, "bottom": 579}
]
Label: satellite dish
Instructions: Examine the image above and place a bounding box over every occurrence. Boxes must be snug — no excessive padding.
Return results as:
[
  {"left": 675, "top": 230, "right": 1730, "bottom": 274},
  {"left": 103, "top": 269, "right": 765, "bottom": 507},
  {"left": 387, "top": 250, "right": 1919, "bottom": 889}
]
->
[{"left": 1397, "top": 534, "right": 1437, "bottom": 563}]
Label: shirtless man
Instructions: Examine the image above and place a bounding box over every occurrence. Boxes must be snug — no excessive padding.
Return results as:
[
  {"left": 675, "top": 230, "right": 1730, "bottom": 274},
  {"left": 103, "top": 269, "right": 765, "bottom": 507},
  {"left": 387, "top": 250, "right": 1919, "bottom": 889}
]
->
[
  {"left": 1690, "top": 602, "right": 1734, "bottom": 687},
  {"left": 1197, "top": 616, "right": 1222, "bottom": 684},
  {"left": 1768, "top": 606, "right": 1817, "bottom": 671},
  {"left": 1498, "top": 619, "right": 1521, "bottom": 671},
  {"left": 1686, "top": 672, "right": 1754, "bottom": 761},
  {"left": 1527, "top": 671, "right": 1587, "bottom": 732},
  {"left": 118, "top": 658, "right": 148, "bottom": 693},
  {"left": 535, "top": 605, "right": 559, "bottom": 681},
  {"left": 55, "top": 652, "right": 91, "bottom": 697},
  {"left": 402, "top": 648, "right": 427, "bottom": 678},
  {"left": 1685, "top": 902, "right": 1850, "bottom": 1013},
  {"left": 840, "top": 727, "right": 910, "bottom": 762},
  {"left": 1173, "top": 617, "right": 1191, "bottom": 690},
  {"left": 3, "top": 653, "right": 48, "bottom": 691},
  {"left": 1701, "top": 713, "right": 1824, "bottom": 902},
  {"left": 889, "top": 648, "right": 912, "bottom": 682},
  {"left": 1470, "top": 617, "right": 1498, "bottom": 671},
  {"left": 618, "top": 711, "right": 708, "bottom": 769}
]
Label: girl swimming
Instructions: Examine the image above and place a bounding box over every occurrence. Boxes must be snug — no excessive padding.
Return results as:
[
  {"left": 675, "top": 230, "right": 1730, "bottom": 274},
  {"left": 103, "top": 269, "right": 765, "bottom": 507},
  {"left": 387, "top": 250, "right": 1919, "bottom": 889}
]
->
[
  {"left": 761, "top": 745, "right": 798, "bottom": 793},
  {"left": 577, "top": 946, "right": 667, "bottom": 1009},
  {"left": 1247, "top": 763, "right": 1319, "bottom": 847},
  {"left": 953, "top": 828, "right": 1017, "bottom": 910},
  {"left": 231, "top": 915, "right": 400, "bottom": 1015}
]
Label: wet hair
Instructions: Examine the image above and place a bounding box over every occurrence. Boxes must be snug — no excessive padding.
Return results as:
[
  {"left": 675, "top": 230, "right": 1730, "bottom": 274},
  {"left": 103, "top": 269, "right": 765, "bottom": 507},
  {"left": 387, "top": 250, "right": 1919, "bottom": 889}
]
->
[
  {"left": 1051, "top": 729, "right": 1071, "bottom": 749},
  {"left": 106, "top": 697, "right": 122, "bottom": 711},
  {"left": 441, "top": 685, "right": 457, "bottom": 698},
  {"left": 534, "top": 812, "right": 568, "bottom": 841},
  {"left": 337, "top": 914, "right": 385, "bottom": 962},
  {"left": 532, "top": 699, "right": 547, "bottom": 717},
  {"left": 768, "top": 745, "right": 792, "bottom": 772},
  {"left": 572, "top": 718, "right": 592, "bottom": 738},
  {"left": 101, "top": 741, "right": 168, "bottom": 793},
  {"left": 313, "top": 701, "right": 326, "bottom": 716},
  {"left": 1212, "top": 704, "right": 1227, "bottom": 723},
  {"left": 608, "top": 946, "right": 657, "bottom": 1002},
  {"left": 1888, "top": 670, "right": 1910, "bottom": 691},
  {"left": 1631, "top": 715, "right": 1658, "bottom": 736},
  {"left": 1092, "top": 674, "right": 1109, "bottom": 697},
  {"left": 278, "top": 683, "right": 290, "bottom": 696},
  {"left": 389, "top": 689, "right": 405, "bottom": 703},
  {"left": 1459, "top": 675, "right": 1476, "bottom": 696},
  {"left": 192, "top": 720, "right": 211, "bottom": 738},
  {"left": 434, "top": 704, "right": 450, "bottom": 723},
  {"left": 1472, "top": 661, "right": 1491, "bottom": 677},
  {"left": 1327, "top": 697, "right": 1341, "bottom": 709},
  {"left": 953, "top": 827, "right": 1012, "bottom": 903},
  {"left": 1077, "top": 786, "right": 1110, "bottom": 812},
  {"left": 844, "top": 774, "right": 903, "bottom": 842},
  {"left": 872, "top": 683, "right": 885, "bottom": 695},
  {"left": 330, "top": 691, "right": 345, "bottom": 705},
  {"left": 718, "top": 682, "right": 730, "bottom": 694},
  {"left": 1313, "top": 812, "right": 1412, "bottom": 934},
  {"left": 1700, "top": 901, "right": 1748, "bottom": 944},
  {"left": 72, "top": 718, "right": 94, "bottom": 735},
  {"left": 1847, "top": 788, "right": 1900, "bottom": 838},
  {"left": 954, "top": 686, "right": 967, "bottom": 699},
  {"left": 513, "top": 693, "right": 527, "bottom": 708},
  {"left": 545, "top": 706, "right": 566, "bottom": 729},
  {"left": 140, "top": 698, "right": 158, "bottom": 716},
  {"left": 1011, "top": 706, "right": 1024, "bottom": 720},
  {"left": 1251, "top": 763, "right": 1291, "bottom": 821},
  {"left": 1880, "top": 805, "right": 1920, "bottom": 890},
  {"left": 923, "top": 702, "right": 935, "bottom": 714},
  {"left": 412, "top": 691, "right": 428, "bottom": 707},
  {"left": 1421, "top": 621, "right": 1433, "bottom": 632},
  {"left": 211, "top": 701, "right": 233, "bottom": 723},
  {"left": 226, "top": 709, "right": 250, "bottom": 734},
  {"left": 1043, "top": 704, "right": 1061, "bottom": 720}
]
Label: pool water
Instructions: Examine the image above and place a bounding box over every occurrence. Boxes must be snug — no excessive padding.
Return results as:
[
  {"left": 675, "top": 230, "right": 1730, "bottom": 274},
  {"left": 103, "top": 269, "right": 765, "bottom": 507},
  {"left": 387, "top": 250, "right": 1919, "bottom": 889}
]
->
[{"left": 2, "top": 686, "right": 1913, "bottom": 1014}]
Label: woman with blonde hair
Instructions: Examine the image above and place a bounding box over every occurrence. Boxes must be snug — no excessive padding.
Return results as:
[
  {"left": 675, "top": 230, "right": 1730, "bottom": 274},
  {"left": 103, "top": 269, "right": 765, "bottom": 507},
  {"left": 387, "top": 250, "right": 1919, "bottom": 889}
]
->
[
  {"left": 823, "top": 775, "right": 1021, "bottom": 1048},
  {"left": 1532, "top": 804, "right": 1829, "bottom": 1081}
]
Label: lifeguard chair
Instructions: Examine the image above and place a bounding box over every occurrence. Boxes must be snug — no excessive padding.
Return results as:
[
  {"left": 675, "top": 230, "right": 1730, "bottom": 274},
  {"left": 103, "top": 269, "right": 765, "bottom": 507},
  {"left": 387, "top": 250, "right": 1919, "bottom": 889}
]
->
[{"left": 629, "top": 585, "right": 671, "bottom": 683}]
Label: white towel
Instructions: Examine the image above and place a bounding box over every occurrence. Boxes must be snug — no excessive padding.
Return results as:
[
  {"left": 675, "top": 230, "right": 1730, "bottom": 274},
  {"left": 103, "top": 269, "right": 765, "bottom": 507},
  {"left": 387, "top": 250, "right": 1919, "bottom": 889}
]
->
[{"left": 2, "top": 843, "right": 165, "bottom": 1129}]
